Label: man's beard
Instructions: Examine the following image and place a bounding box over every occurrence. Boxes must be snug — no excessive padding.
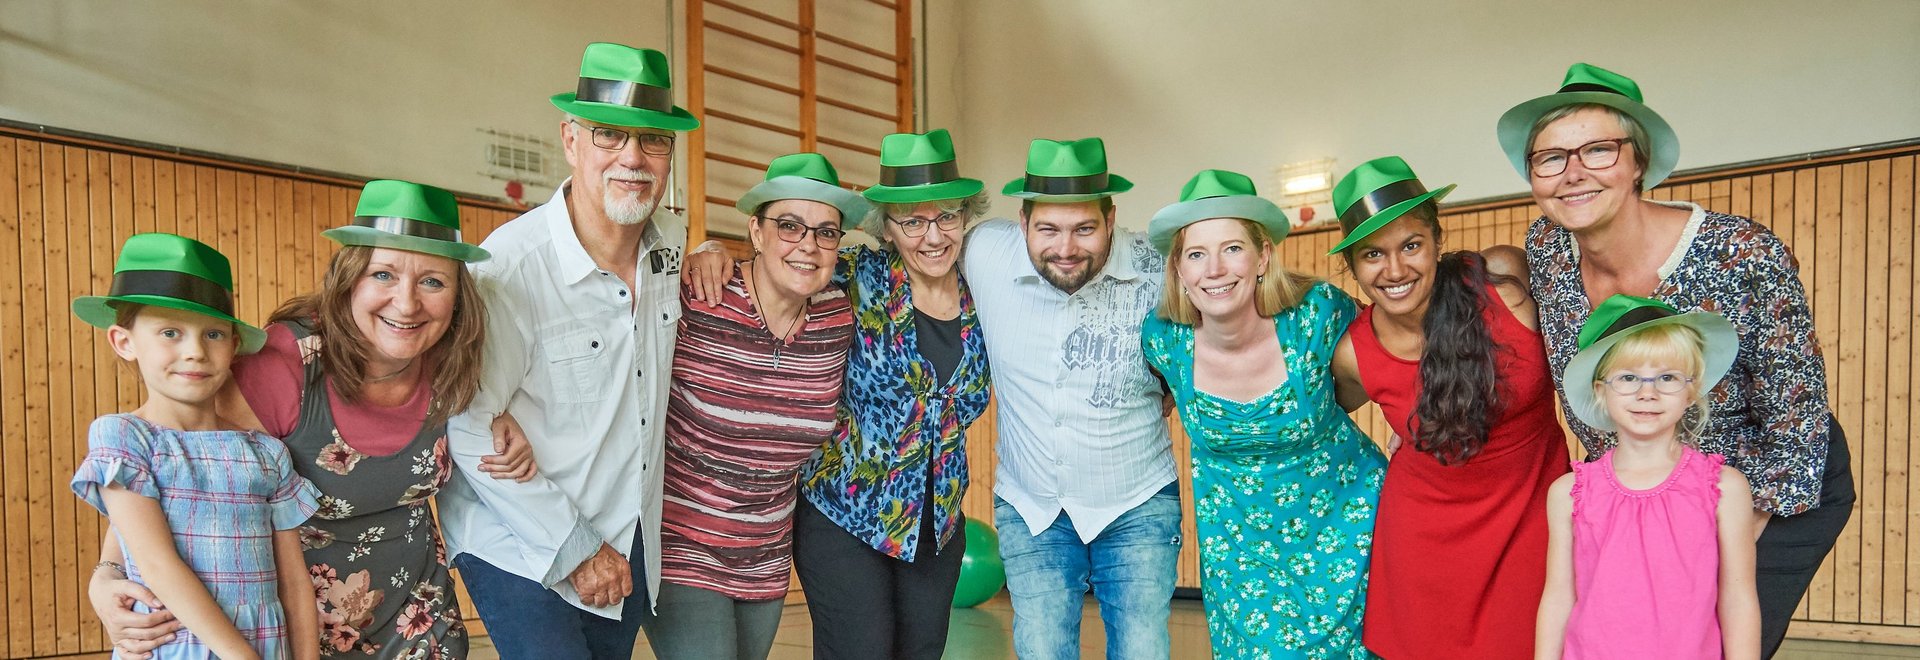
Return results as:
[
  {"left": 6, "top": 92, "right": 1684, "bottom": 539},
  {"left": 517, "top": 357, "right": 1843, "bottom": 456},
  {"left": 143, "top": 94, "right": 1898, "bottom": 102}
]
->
[
  {"left": 604, "top": 167, "right": 659, "bottom": 225},
  {"left": 1031, "top": 251, "right": 1107, "bottom": 293}
]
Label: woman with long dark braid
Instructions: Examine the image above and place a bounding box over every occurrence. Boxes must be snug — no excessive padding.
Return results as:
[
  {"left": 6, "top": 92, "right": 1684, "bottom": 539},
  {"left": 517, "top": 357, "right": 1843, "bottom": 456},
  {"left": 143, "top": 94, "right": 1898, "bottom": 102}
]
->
[{"left": 1326, "top": 157, "right": 1571, "bottom": 659}]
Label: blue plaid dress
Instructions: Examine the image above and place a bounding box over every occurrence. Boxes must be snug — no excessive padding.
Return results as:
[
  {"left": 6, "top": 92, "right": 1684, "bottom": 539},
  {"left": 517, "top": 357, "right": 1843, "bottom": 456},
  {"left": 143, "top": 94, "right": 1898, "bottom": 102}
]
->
[{"left": 72, "top": 413, "right": 321, "bottom": 659}]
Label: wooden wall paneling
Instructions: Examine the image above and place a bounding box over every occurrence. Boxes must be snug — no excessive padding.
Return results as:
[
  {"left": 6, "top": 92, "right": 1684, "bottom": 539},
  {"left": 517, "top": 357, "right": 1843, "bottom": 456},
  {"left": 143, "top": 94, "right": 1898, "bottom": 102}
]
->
[
  {"left": 1805, "top": 164, "right": 1840, "bottom": 621},
  {"left": 274, "top": 180, "right": 297, "bottom": 310},
  {"left": 252, "top": 176, "right": 278, "bottom": 324},
  {"left": 228, "top": 170, "right": 255, "bottom": 322},
  {"left": 19, "top": 139, "right": 53, "bottom": 657},
  {"left": 153, "top": 160, "right": 178, "bottom": 237},
  {"left": 192, "top": 164, "right": 217, "bottom": 249},
  {"left": 111, "top": 154, "right": 139, "bottom": 414},
  {"left": 1839, "top": 160, "right": 1870, "bottom": 624},
  {"left": 1, "top": 137, "right": 29, "bottom": 658},
  {"left": 73, "top": 150, "right": 110, "bottom": 649},
  {"left": 45, "top": 144, "right": 80, "bottom": 654},
  {"left": 1864, "top": 158, "right": 1894, "bottom": 623},
  {"left": 1820, "top": 164, "right": 1853, "bottom": 622},
  {"left": 1892, "top": 156, "right": 1918, "bottom": 624}
]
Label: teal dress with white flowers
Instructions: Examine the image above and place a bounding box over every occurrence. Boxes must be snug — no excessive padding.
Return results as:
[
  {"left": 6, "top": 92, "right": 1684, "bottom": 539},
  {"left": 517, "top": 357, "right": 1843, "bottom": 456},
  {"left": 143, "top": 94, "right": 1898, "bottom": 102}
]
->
[{"left": 1142, "top": 281, "right": 1386, "bottom": 659}]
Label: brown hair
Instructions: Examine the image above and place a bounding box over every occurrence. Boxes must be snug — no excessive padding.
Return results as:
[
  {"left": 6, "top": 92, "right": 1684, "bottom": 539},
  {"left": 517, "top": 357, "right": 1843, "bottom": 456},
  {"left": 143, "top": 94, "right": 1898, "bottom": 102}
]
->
[
  {"left": 1156, "top": 218, "right": 1317, "bottom": 325},
  {"left": 268, "top": 246, "right": 487, "bottom": 419}
]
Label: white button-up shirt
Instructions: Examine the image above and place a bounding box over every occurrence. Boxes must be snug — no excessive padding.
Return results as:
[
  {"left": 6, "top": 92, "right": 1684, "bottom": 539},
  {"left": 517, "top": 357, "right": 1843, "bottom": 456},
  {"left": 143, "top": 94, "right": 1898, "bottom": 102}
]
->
[
  {"left": 961, "top": 218, "right": 1175, "bottom": 542},
  {"left": 439, "top": 182, "right": 683, "bottom": 618}
]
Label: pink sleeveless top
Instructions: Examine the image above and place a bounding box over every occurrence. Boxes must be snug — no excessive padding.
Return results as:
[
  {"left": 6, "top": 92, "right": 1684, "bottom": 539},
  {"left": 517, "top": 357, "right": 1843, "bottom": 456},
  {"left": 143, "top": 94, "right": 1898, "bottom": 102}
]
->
[{"left": 1565, "top": 446, "right": 1725, "bottom": 659}]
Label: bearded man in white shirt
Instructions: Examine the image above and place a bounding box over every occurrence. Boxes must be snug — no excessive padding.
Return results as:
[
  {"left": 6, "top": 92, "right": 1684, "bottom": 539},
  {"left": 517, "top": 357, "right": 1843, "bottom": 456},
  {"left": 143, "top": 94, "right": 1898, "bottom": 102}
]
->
[
  {"left": 961, "top": 137, "right": 1182, "bottom": 660},
  {"left": 437, "top": 42, "right": 699, "bottom": 659}
]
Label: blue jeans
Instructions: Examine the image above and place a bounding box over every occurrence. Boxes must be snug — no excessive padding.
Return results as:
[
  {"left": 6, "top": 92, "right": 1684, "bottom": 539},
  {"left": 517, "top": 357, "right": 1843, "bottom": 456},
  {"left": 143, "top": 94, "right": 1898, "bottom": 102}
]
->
[
  {"left": 993, "top": 486, "right": 1182, "bottom": 660},
  {"left": 453, "top": 536, "right": 651, "bottom": 660}
]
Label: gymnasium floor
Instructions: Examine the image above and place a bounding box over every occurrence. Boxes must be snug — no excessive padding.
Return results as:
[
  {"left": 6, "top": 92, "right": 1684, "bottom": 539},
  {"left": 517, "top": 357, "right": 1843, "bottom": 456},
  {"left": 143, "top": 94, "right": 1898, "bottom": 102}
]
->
[{"left": 467, "top": 595, "right": 1920, "bottom": 659}]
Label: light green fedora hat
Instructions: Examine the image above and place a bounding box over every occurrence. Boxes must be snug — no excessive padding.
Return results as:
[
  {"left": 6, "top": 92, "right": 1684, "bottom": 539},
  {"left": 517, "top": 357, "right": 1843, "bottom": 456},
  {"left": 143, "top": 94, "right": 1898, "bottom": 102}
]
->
[
  {"left": 735, "top": 153, "right": 873, "bottom": 229},
  {"left": 1497, "top": 62, "right": 1679, "bottom": 188},
  {"left": 1563, "top": 294, "right": 1738, "bottom": 432},
  {"left": 1328, "top": 156, "right": 1456, "bottom": 255},
  {"left": 1147, "top": 169, "right": 1290, "bottom": 255},
  {"left": 322, "top": 180, "right": 490, "bottom": 263},
  {"left": 550, "top": 42, "right": 701, "bottom": 131},
  {"left": 72, "top": 232, "right": 268, "bottom": 354},
  {"left": 861, "top": 129, "right": 985, "bottom": 205},
  {"left": 1001, "top": 137, "right": 1134, "bottom": 203}
]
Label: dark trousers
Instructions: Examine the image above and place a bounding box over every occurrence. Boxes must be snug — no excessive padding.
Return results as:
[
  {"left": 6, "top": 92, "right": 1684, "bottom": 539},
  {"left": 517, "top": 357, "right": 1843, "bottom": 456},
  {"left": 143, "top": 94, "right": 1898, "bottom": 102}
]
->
[
  {"left": 1757, "top": 418, "right": 1856, "bottom": 658},
  {"left": 453, "top": 535, "right": 651, "bottom": 660},
  {"left": 792, "top": 497, "right": 965, "bottom": 660}
]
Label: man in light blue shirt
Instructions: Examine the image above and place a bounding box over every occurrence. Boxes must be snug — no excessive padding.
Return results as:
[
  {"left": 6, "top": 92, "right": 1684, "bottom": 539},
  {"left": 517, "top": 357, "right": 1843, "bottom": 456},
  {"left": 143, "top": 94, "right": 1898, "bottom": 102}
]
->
[
  {"left": 438, "top": 43, "right": 698, "bottom": 659},
  {"left": 961, "top": 138, "right": 1180, "bottom": 660}
]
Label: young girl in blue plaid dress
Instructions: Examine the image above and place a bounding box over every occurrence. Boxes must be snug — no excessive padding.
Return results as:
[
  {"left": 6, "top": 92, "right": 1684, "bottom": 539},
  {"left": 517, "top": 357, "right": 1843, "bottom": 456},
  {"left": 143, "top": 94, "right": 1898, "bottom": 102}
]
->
[{"left": 68, "top": 233, "right": 320, "bottom": 660}]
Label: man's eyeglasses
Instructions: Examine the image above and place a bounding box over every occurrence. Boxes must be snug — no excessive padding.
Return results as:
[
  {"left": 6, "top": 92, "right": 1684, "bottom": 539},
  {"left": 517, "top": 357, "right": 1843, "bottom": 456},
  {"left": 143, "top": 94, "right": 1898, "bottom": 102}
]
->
[
  {"left": 570, "top": 120, "right": 675, "bottom": 156},
  {"left": 887, "top": 212, "right": 963, "bottom": 238},
  {"left": 1527, "top": 137, "right": 1633, "bottom": 178},
  {"left": 758, "top": 216, "right": 845, "bottom": 249}
]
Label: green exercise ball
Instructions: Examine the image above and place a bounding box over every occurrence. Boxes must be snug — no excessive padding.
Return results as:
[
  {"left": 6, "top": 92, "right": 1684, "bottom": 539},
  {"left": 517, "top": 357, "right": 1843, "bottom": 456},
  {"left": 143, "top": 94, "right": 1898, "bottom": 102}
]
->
[{"left": 951, "top": 517, "right": 1006, "bottom": 608}]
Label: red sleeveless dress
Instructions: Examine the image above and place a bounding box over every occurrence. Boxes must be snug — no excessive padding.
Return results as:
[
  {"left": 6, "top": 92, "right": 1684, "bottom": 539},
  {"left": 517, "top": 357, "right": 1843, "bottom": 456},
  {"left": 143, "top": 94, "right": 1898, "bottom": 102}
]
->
[{"left": 1352, "top": 288, "right": 1570, "bottom": 660}]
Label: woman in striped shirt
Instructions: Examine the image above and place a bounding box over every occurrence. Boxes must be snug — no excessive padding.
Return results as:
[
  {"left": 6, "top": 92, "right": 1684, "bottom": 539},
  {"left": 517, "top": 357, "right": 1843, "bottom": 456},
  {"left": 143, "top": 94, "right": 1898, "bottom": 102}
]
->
[{"left": 645, "top": 153, "right": 864, "bottom": 660}]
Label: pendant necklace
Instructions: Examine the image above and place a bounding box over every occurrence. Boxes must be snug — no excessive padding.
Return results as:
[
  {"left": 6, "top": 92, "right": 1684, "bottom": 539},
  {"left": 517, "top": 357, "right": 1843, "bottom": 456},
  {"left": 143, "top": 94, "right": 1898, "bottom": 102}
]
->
[{"left": 750, "top": 260, "right": 808, "bottom": 369}]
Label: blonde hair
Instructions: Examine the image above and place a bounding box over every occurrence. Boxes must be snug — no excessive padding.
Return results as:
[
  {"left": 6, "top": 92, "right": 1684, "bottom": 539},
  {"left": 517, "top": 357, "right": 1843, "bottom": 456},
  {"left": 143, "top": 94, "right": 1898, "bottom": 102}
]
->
[
  {"left": 1156, "top": 218, "right": 1317, "bottom": 325},
  {"left": 1590, "top": 323, "right": 1713, "bottom": 444}
]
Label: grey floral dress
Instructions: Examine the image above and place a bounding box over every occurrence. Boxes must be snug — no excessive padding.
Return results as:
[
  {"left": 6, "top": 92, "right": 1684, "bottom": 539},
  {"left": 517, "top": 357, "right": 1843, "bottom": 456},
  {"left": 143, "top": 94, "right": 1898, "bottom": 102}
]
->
[
  {"left": 1142, "top": 281, "right": 1387, "bottom": 659},
  {"left": 278, "top": 321, "right": 466, "bottom": 659}
]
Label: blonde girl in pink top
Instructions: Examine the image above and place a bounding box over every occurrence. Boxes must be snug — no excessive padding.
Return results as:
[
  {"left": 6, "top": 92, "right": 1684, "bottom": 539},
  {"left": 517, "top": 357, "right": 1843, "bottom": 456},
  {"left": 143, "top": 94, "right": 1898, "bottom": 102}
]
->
[{"left": 1536, "top": 295, "right": 1760, "bottom": 660}]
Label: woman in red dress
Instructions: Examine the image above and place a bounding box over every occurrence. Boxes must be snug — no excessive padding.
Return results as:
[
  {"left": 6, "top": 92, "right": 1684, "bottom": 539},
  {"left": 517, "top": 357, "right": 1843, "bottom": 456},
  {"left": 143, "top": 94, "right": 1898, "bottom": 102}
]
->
[{"left": 1326, "top": 157, "right": 1570, "bottom": 659}]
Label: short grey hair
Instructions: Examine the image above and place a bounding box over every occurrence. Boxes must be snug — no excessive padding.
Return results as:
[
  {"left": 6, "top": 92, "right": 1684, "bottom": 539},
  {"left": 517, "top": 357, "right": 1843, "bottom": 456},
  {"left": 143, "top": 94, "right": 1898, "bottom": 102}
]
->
[
  {"left": 858, "top": 190, "right": 992, "bottom": 246},
  {"left": 1526, "top": 103, "right": 1652, "bottom": 191}
]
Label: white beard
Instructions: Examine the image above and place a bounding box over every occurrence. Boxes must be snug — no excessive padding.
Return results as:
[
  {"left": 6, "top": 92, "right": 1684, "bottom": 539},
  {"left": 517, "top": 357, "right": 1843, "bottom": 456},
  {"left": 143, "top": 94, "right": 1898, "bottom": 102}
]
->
[{"left": 604, "top": 167, "right": 659, "bottom": 225}]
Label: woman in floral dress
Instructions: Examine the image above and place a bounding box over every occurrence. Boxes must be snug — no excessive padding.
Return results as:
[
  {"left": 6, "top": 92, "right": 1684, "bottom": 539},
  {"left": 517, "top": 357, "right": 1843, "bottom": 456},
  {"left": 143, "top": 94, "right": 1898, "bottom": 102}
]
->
[
  {"left": 1140, "top": 170, "right": 1386, "bottom": 659},
  {"left": 92, "top": 180, "right": 531, "bottom": 659}
]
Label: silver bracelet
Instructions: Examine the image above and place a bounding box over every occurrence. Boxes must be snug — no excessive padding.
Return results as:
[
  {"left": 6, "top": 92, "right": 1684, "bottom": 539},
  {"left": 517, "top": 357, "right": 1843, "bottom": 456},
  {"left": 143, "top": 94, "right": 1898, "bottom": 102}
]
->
[{"left": 94, "top": 560, "right": 126, "bottom": 577}]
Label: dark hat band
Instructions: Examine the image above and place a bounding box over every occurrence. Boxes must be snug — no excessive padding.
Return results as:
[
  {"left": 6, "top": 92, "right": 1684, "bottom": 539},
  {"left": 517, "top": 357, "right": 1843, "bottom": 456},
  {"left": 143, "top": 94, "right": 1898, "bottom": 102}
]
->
[
  {"left": 879, "top": 160, "right": 960, "bottom": 187},
  {"left": 1558, "top": 82, "right": 1627, "bottom": 96},
  {"left": 1339, "top": 179, "right": 1431, "bottom": 227},
  {"left": 353, "top": 216, "right": 462, "bottom": 243},
  {"left": 109, "top": 270, "right": 235, "bottom": 317},
  {"left": 1023, "top": 172, "right": 1109, "bottom": 196},
  {"left": 577, "top": 77, "right": 674, "bottom": 114},
  {"left": 1595, "top": 305, "right": 1677, "bottom": 345}
]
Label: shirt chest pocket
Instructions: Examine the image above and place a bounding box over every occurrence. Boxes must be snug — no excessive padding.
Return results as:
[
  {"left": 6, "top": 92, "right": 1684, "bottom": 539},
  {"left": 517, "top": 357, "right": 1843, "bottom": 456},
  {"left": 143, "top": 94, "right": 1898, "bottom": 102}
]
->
[{"left": 540, "top": 323, "right": 609, "bottom": 404}]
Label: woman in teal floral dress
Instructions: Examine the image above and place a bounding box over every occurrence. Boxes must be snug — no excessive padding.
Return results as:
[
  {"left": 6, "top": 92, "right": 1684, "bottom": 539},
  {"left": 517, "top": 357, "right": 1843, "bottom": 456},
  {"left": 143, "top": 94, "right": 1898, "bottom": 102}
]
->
[{"left": 1140, "top": 170, "right": 1386, "bottom": 659}]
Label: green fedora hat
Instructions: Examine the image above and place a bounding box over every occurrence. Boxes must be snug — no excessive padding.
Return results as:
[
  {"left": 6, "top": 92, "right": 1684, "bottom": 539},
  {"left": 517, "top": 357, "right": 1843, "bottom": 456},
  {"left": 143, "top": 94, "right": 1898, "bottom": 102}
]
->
[
  {"left": 1563, "top": 294, "right": 1738, "bottom": 432},
  {"left": 734, "top": 153, "right": 873, "bottom": 229},
  {"left": 861, "top": 129, "right": 984, "bottom": 205},
  {"left": 1327, "top": 156, "right": 1456, "bottom": 255},
  {"left": 72, "top": 233, "right": 267, "bottom": 354},
  {"left": 1000, "top": 137, "right": 1134, "bottom": 203},
  {"left": 1147, "top": 169, "right": 1290, "bottom": 255},
  {"left": 322, "top": 180, "right": 491, "bottom": 263},
  {"left": 550, "top": 42, "right": 701, "bottom": 132},
  {"left": 1497, "top": 62, "right": 1680, "bottom": 188}
]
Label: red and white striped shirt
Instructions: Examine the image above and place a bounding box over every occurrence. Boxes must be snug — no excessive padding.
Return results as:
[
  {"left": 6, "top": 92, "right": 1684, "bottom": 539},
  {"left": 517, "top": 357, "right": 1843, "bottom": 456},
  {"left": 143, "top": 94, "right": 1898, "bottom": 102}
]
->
[{"left": 658, "top": 263, "right": 854, "bottom": 600}]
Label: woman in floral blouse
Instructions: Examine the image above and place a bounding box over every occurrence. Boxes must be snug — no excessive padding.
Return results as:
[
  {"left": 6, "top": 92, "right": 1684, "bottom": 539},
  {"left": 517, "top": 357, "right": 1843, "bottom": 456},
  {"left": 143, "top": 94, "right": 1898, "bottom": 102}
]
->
[
  {"left": 91, "top": 180, "right": 532, "bottom": 659},
  {"left": 1499, "top": 63, "right": 1854, "bottom": 657}
]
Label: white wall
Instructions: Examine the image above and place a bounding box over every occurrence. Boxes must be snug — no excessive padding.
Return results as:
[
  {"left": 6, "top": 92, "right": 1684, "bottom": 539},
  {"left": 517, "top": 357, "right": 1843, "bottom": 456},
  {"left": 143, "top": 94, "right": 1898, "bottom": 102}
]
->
[
  {"left": 937, "top": 0, "right": 1920, "bottom": 228},
  {"left": 0, "top": 0, "right": 676, "bottom": 202}
]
